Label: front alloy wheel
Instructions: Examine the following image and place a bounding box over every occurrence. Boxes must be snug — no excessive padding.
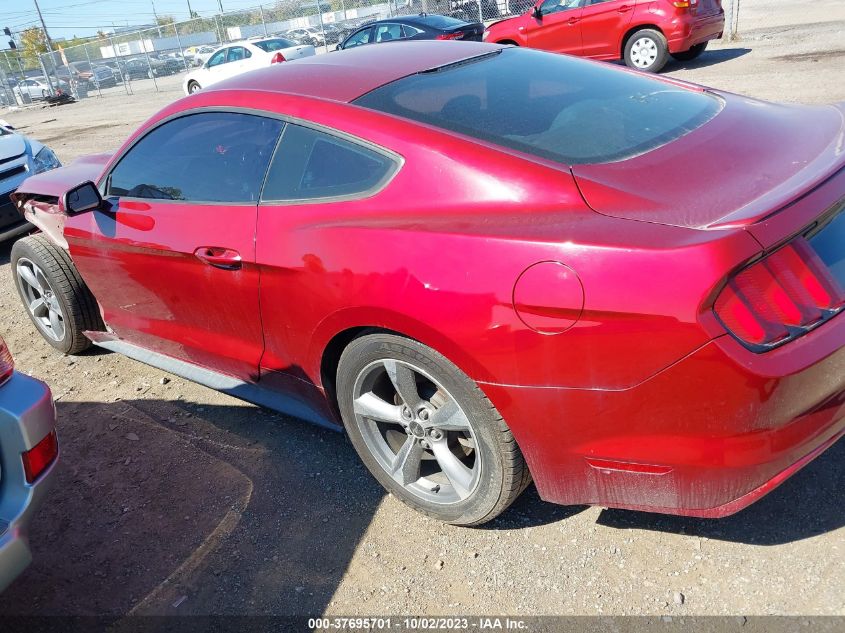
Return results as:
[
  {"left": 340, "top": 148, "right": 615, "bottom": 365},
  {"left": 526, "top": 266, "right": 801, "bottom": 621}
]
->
[
  {"left": 17, "top": 258, "right": 66, "bottom": 343},
  {"left": 11, "top": 235, "right": 103, "bottom": 354},
  {"left": 337, "top": 333, "right": 531, "bottom": 525}
]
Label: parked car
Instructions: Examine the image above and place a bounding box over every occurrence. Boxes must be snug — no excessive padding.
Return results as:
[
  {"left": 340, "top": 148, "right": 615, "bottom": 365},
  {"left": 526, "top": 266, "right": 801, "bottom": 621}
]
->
[
  {"left": 192, "top": 45, "right": 218, "bottom": 66},
  {"left": 286, "top": 27, "right": 326, "bottom": 47},
  {"left": 337, "top": 14, "right": 483, "bottom": 50},
  {"left": 54, "top": 62, "right": 91, "bottom": 84},
  {"left": 183, "top": 38, "right": 315, "bottom": 94},
  {"left": 14, "top": 77, "right": 57, "bottom": 101},
  {"left": 12, "top": 41, "right": 845, "bottom": 526},
  {"left": 121, "top": 58, "right": 153, "bottom": 80},
  {"left": 0, "top": 334, "right": 59, "bottom": 592},
  {"left": 484, "top": 0, "right": 725, "bottom": 73},
  {"left": 150, "top": 53, "right": 184, "bottom": 75},
  {"left": 88, "top": 65, "right": 117, "bottom": 89},
  {"left": 100, "top": 61, "right": 125, "bottom": 82},
  {"left": 0, "top": 121, "right": 61, "bottom": 242}
]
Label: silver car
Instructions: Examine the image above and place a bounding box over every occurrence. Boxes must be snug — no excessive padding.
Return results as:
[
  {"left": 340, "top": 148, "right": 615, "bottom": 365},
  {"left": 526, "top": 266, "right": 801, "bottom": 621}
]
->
[
  {"left": 0, "top": 334, "right": 58, "bottom": 592},
  {"left": 0, "top": 122, "right": 61, "bottom": 242}
]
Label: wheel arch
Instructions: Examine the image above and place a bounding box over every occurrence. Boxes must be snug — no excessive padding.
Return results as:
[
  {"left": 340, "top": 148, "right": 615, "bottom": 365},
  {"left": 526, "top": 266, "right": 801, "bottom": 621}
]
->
[
  {"left": 317, "top": 321, "right": 536, "bottom": 483},
  {"left": 314, "top": 310, "right": 499, "bottom": 422},
  {"left": 620, "top": 23, "right": 664, "bottom": 59},
  {"left": 494, "top": 39, "right": 520, "bottom": 46}
]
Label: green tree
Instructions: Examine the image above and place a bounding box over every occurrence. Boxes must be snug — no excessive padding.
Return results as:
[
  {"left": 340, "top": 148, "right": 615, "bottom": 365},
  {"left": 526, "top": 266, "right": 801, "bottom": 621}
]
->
[{"left": 20, "top": 27, "right": 48, "bottom": 68}]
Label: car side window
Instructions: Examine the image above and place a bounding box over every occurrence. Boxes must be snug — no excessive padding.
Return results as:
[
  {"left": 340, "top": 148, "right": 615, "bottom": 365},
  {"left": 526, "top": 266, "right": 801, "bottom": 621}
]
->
[
  {"left": 343, "top": 27, "right": 372, "bottom": 48},
  {"left": 107, "top": 112, "right": 284, "bottom": 204},
  {"left": 402, "top": 24, "right": 424, "bottom": 37},
  {"left": 375, "top": 23, "right": 403, "bottom": 42},
  {"left": 539, "top": 0, "right": 582, "bottom": 15},
  {"left": 227, "top": 47, "right": 250, "bottom": 62},
  {"left": 262, "top": 124, "right": 398, "bottom": 202},
  {"left": 207, "top": 49, "right": 227, "bottom": 67}
]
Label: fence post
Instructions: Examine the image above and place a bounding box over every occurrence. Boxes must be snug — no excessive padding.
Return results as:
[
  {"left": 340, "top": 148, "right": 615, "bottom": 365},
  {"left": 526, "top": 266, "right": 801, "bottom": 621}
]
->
[
  {"left": 83, "top": 45, "right": 103, "bottom": 98},
  {"left": 260, "top": 5, "right": 269, "bottom": 37},
  {"left": 38, "top": 54, "right": 56, "bottom": 97},
  {"left": 314, "top": 0, "right": 328, "bottom": 53},
  {"left": 724, "top": 0, "right": 740, "bottom": 40},
  {"left": 214, "top": 14, "right": 224, "bottom": 44},
  {"left": 141, "top": 38, "right": 160, "bottom": 93},
  {"left": 174, "top": 22, "right": 190, "bottom": 71}
]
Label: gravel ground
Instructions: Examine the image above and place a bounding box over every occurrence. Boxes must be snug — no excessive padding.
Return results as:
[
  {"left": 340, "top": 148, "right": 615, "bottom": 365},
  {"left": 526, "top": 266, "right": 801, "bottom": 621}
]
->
[{"left": 0, "top": 0, "right": 844, "bottom": 617}]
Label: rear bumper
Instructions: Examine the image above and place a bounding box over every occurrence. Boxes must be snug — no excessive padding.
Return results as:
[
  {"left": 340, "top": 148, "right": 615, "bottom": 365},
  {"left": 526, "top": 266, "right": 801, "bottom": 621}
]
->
[
  {"left": 667, "top": 11, "right": 725, "bottom": 53},
  {"left": 0, "top": 372, "right": 58, "bottom": 592},
  {"left": 484, "top": 311, "right": 845, "bottom": 517}
]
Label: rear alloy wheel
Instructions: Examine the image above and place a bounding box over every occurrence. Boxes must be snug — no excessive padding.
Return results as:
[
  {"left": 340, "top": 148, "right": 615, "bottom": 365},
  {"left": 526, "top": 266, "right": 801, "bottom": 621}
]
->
[
  {"left": 337, "top": 333, "right": 531, "bottom": 526},
  {"left": 12, "top": 235, "right": 103, "bottom": 354},
  {"left": 671, "top": 41, "right": 708, "bottom": 62},
  {"left": 187, "top": 81, "right": 201, "bottom": 94},
  {"left": 624, "top": 29, "right": 669, "bottom": 73}
]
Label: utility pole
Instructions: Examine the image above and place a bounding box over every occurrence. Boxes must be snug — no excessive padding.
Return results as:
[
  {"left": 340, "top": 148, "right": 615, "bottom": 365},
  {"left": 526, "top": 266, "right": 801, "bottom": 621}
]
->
[
  {"left": 186, "top": 0, "right": 195, "bottom": 19},
  {"left": 151, "top": 0, "right": 162, "bottom": 36},
  {"left": 31, "top": 0, "right": 55, "bottom": 94},
  {"left": 217, "top": 0, "right": 224, "bottom": 13}
]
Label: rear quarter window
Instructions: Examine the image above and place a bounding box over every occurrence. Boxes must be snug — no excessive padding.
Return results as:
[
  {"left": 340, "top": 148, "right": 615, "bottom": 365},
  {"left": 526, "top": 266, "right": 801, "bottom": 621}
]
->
[
  {"left": 353, "top": 48, "right": 722, "bottom": 165},
  {"left": 254, "top": 38, "right": 298, "bottom": 51}
]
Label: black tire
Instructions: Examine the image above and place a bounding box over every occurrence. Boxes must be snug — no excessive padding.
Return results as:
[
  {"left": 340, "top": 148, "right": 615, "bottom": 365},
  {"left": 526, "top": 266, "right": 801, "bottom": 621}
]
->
[
  {"left": 623, "top": 28, "right": 669, "bottom": 73},
  {"left": 11, "top": 235, "right": 103, "bottom": 355},
  {"left": 671, "top": 41, "right": 708, "bottom": 61},
  {"left": 336, "top": 333, "right": 531, "bottom": 526},
  {"left": 41, "top": 89, "right": 48, "bottom": 98},
  {"left": 187, "top": 81, "right": 201, "bottom": 94}
]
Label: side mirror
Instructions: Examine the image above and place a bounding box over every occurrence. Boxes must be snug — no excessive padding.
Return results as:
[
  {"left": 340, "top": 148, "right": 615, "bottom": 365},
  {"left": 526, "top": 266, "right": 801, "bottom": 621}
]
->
[
  {"left": 63, "top": 181, "right": 103, "bottom": 215},
  {"left": 531, "top": 5, "right": 543, "bottom": 18}
]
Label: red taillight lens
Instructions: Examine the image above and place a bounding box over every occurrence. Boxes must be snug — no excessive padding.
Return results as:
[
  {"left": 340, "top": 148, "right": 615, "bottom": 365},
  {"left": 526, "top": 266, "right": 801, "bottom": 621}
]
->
[
  {"left": 436, "top": 32, "right": 464, "bottom": 40},
  {"left": 22, "top": 430, "right": 59, "bottom": 484},
  {"left": 673, "top": 0, "right": 698, "bottom": 7},
  {"left": 271, "top": 52, "right": 286, "bottom": 64},
  {"left": 0, "top": 337, "right": 13, "bottom": 386},
  {"left": 714, "top": 238, "right": 845, "bottom": 349}
]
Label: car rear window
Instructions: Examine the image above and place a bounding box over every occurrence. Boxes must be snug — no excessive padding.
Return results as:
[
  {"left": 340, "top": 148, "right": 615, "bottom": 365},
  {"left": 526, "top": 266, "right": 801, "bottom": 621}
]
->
[
  {"left": 415, "top": 15, "right": 467, "bottom": 29},
  {"left": 254, "top": 38, "right": 298, "bottom": 52},
  {"left": 353, "top": 48, "right": 723, "bottom": 165}
]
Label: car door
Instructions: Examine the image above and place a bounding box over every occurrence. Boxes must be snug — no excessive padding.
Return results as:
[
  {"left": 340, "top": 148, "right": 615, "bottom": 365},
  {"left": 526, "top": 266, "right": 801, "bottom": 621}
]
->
[
  {"left": 341, "top": 26, "right": 374, "bottom": 49},
  {"left": 524, "top": 0, "right": 585, "bottom": 54},
  {"left": 202, "top": 48, "right": 230, "bottom": 86},
  {"left": 255, "top": 123, "right": 400, "bottom": 392},
  {"left": 373, "top": 22, "right": 404, "bottom": 43},
  {"left": 579, "top": 0, "right": 636, "bottom": 58},
  {"left": 224, "top": 46, "right": 252, "bottom": 77},
  {"left": 64, "top": 111, "right": 285, "bottom": 381}
]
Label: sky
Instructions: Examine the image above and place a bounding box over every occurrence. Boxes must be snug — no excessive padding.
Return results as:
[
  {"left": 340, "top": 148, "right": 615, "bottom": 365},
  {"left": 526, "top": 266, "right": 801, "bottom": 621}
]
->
[{"left": 0, "top": 0, "right": 276, "bottom": 44}]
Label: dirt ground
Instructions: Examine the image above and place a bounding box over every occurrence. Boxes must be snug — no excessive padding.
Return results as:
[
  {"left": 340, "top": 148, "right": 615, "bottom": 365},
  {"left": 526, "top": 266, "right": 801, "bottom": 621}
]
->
[{"left": 1, "top": 0, "right": 844, "bottom": 617}]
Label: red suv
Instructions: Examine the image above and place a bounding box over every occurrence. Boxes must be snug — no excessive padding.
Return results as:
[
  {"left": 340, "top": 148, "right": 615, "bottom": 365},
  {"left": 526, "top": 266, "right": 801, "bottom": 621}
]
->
[{"left": 484, "top": 0, "right": 725, "bottom": 72}]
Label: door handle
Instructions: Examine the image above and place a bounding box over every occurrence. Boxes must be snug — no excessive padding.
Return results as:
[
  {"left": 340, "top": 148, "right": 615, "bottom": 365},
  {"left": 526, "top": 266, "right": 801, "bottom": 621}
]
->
[
  {"left": 568, "top": 17, "right": 580, "bottom": 24},
  {"left": 617, "top": 4, "right": 632, "bottom": 11},
  {"left": 194, "top": 246, "right": 242, "bottom": 270}
]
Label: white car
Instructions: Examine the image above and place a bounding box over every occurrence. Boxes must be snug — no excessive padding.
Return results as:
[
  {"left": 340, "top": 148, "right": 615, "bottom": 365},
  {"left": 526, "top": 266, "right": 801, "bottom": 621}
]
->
[
  {"left": 182, "top": 38, "right": 315, "bottom": 95},
  {"left": 14, "top": 77, "right": 55, "bottom": 101}
]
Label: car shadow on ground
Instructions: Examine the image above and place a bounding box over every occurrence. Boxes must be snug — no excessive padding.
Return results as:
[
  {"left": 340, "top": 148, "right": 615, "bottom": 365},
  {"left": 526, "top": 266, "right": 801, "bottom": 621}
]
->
[
  {"left": 0, "top": 398, "right": 385, "bottom": 615},
  {"left": 595, "top": 437, "right": 845, "bottom": 546},
  {"left": 667, "top": 47, "right": 753, "bottom": 71}
]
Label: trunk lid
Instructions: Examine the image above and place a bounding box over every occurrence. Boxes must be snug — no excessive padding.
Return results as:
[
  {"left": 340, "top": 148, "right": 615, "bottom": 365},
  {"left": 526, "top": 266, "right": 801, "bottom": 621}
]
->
[
  {"left": 282, "top": 44, "right": 315, "bottom": 60},
  {"left": 572, "top": 95, "right": 845, "bottom": 246},
  {"left": 447, "top": 22, "right": 485, "bottom": 42}
]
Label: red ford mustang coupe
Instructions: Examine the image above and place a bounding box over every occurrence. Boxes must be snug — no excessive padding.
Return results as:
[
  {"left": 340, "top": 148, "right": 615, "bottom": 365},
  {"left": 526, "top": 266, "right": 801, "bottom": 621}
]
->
[{"left": 10, "top": 42, "right": 845, "bottom": 526}]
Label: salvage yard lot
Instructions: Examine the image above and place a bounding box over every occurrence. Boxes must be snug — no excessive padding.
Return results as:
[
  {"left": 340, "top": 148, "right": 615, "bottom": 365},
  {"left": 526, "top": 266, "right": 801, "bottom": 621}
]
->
[{"left": 1, "top": 0, "right": 844, "bottom": 617}]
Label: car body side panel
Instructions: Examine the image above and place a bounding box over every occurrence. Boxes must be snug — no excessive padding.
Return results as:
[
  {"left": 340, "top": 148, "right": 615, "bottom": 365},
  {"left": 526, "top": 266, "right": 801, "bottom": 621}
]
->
[{"left": 63, "top": 200, "right": 265, "bottom": 382}]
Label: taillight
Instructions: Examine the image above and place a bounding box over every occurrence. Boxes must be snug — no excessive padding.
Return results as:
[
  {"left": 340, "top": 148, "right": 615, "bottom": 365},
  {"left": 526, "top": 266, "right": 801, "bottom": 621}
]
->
[
  {"left": 673, "top": 0, "right": 698, "bottom": 7},
  {"left": 0, "top": 337, "right": 13, "bottom": 386},
  {"left": 436, "top": 32, "right": 464, "bottom": 40},
  {"left": 714, "top": 238, "right": 845, "bottom": 350},
  {"left": 22, "top": 430, "right": 59, "bottom": 483},
  {"left": 271, "top": 52, "right": 286, "bottom": 64}
]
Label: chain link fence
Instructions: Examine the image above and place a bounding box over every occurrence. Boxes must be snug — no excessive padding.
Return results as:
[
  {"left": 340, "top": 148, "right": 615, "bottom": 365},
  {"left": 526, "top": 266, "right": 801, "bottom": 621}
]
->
[
  {"left": 2, "top": 0, "right": 521, "bottom": 107},
  {"left": 1, "top": 0, "right": 741, "bottom": 108}
]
